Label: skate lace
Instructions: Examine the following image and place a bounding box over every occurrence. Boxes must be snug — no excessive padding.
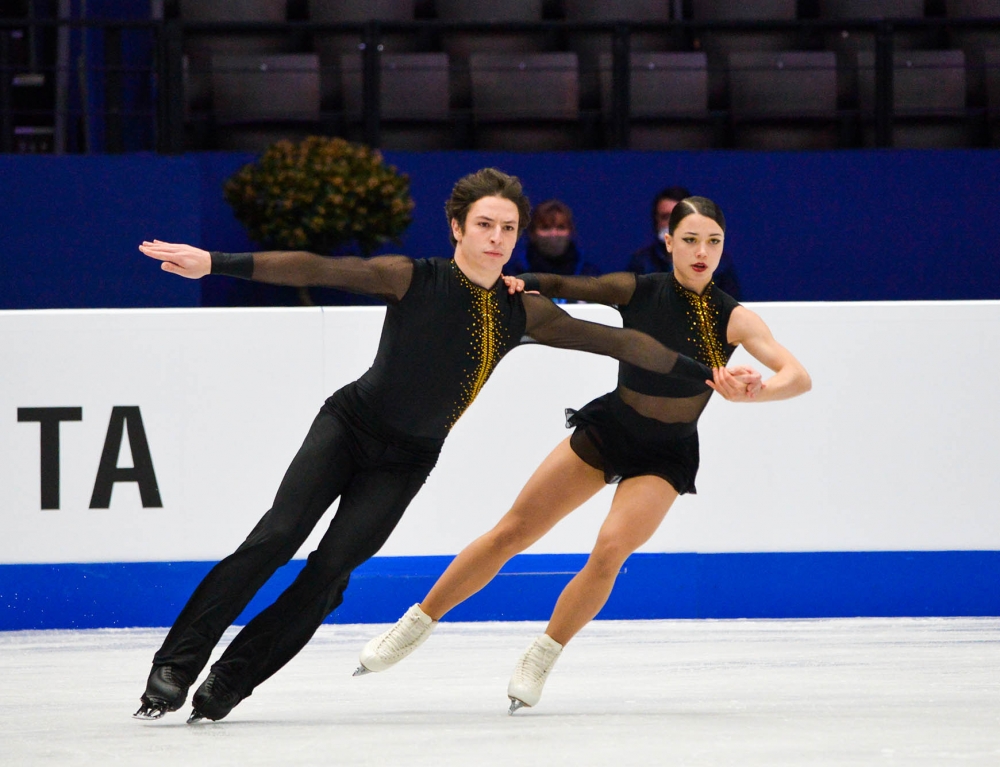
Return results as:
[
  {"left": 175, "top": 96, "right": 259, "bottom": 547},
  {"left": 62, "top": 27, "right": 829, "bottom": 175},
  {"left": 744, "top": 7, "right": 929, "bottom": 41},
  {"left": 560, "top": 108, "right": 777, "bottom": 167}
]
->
[
  {"left": 202, "top": 673, "right": 240, "bottom": 706},
  {"left": 147, "top": 665, "right": 186, "bottom": 700},
  {"left": 376, "top": 614, "right": 429, "bottom": 661},
  {"left": 515, "top": 641, "right": 559, "bottom": 685}
]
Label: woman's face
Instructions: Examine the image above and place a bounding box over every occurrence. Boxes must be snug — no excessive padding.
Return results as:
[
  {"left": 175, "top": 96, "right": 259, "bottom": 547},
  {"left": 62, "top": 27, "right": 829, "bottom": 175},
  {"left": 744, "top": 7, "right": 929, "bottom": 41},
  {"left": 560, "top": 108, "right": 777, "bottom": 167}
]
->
[{"left": 665, "top": 212, "right": 724, "bottom": 289}]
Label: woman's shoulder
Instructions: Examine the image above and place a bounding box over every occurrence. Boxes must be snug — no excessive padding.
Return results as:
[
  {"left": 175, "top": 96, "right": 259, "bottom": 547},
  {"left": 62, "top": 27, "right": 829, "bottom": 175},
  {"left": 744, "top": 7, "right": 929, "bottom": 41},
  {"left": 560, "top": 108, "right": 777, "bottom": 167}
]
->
[
  {"left": 710, "top": 282, "right": 741, "bottom": 312},
  {"left": 632, "top": 270, "right": 673, "bottom": 297}
]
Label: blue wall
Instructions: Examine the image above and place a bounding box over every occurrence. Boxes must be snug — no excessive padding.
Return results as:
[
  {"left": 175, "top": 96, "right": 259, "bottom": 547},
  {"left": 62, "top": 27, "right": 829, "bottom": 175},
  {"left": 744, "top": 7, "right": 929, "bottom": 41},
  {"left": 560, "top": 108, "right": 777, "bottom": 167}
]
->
[
  {"left": 380, "top": 149, "right": 1000, "bottom": 302},
  {"left": 1, "top": 155, "right": 202, "bottom": 309},
  {"left": 3, "top": 551, "right": 998, "bottom": 630},
  {"left": 3, "top": 149, "right": 1000, "bottom": 309}
]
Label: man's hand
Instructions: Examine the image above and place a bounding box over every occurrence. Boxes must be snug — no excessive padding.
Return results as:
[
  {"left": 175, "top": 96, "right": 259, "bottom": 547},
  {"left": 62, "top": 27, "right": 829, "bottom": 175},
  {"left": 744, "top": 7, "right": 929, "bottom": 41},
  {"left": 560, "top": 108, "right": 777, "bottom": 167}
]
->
[
  {"left": 139, "top": 240, "right": 211, "bottom": 279},
  {"left": 706, "top": 365, "right": 765, "bottom": 401}
]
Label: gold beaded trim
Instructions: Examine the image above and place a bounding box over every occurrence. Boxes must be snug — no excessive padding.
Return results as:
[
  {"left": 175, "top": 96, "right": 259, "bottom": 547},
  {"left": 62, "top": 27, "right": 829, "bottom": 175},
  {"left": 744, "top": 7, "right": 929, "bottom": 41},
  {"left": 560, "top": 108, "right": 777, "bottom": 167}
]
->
[
  {"left": 448, "top": 263, "right": 508, "bottom": 428},
  {"left": 673, "top": 278, "right": 727, "bottom": 369}
]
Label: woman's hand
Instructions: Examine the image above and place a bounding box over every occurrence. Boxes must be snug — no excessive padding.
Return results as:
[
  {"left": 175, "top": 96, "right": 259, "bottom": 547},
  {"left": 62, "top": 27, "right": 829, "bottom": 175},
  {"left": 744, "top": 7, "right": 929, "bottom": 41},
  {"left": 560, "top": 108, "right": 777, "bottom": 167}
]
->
[
  {"left": 728, "top": 365, "right": 764, "bottom": 397},
  {"left": 707, "top": 365, "right": 765, "bottom": 401},
  {"left": 502, "top": 274, "right": 526, "bottom": 294},
  {"left": 138, "top": 240, "right": 212, "bottom": 279}
]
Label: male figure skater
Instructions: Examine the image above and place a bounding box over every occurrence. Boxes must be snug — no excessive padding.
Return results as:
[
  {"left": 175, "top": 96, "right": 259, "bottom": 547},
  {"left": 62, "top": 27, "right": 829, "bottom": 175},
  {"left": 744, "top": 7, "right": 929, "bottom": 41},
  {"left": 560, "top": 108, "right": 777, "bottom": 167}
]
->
[{"left": 134, "top": 168, "right": 749, "bottom": 723}]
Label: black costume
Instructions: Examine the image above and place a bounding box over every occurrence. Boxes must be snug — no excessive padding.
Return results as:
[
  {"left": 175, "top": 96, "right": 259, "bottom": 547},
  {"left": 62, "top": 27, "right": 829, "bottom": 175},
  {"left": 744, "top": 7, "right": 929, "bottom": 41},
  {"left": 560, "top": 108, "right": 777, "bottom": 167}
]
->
[
  {"left": 520, "top": 270, "right": 740, "bottom": 493},
  {"left": 144, "top": 251, "right": 714, "bottom": 719}
]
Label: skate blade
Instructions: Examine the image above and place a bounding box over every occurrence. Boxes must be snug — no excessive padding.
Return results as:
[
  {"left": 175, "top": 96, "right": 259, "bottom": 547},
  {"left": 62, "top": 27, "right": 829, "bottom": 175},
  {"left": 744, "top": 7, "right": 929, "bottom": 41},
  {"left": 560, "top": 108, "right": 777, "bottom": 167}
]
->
[
  {"left": 507, "top": 697, "right": 528, "bottom": 715},
  {"left": 352, "top": 664, "right": 372, "bottom": 677},
  {"left": 133, "top": 705, "right": 167, "bottom": 720},
  {"left": 186, "top": 709, "right": 206, "bottom": 724}
]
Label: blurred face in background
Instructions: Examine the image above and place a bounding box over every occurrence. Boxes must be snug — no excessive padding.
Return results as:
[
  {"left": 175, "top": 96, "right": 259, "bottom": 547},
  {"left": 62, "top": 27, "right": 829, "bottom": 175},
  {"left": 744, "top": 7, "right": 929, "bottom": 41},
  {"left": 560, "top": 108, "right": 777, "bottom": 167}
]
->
[
  {"left": 656, "top": 198, "right": 681, "bottom": 242},
  {"left": 530, "top": 211, "right": 573, "bottom": 259}
]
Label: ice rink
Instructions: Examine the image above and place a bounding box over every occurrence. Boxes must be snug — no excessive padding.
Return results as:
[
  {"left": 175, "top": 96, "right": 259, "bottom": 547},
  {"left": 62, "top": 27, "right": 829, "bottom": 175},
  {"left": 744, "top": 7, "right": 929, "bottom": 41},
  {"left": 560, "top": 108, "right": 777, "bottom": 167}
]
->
[{"left": 3, "top": 617, "right": 999, "bottom": 766}]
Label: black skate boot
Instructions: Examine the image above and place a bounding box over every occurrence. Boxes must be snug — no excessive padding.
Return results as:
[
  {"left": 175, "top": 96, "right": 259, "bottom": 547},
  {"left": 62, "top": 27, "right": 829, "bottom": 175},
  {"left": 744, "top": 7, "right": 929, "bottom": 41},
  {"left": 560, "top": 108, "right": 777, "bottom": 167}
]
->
[
  {"left": 187, "top": 672, "right": 243, "bottom": 723},
  {"left": 134, "top": 665, "right": 189, "bottom": 720}
]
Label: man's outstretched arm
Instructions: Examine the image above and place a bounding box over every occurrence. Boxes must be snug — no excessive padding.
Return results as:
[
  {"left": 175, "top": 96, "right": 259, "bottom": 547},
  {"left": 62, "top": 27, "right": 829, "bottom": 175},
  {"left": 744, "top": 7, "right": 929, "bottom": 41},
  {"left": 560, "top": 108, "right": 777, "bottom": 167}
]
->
[
  {"left": 138, "top": 240, "right": 414, "bottom": 303},
  {"left": 522, "top": 293, "right": 714, "bottom": 384}
]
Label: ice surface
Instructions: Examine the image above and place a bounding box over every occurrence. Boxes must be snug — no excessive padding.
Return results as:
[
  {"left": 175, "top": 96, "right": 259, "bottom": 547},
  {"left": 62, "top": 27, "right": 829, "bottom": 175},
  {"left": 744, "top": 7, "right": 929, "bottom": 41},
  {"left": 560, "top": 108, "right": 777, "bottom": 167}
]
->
[{"left": 2, "top": 618, "right": 999, "bottom": 766}]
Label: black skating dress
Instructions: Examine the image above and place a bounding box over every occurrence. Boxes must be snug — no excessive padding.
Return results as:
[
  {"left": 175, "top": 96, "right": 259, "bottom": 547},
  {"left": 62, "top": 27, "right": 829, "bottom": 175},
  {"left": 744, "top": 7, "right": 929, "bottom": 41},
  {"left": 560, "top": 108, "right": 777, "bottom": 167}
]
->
[{"left": 520, "top": 271, "right": 740, "bottom": 493}]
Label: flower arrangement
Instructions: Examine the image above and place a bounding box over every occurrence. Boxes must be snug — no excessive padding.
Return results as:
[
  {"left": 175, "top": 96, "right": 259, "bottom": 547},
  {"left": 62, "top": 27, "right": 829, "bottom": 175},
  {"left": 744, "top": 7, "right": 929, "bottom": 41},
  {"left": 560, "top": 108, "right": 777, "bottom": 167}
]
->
[{"left": 223, "top": 136, "right": 414, "bottom": 256}]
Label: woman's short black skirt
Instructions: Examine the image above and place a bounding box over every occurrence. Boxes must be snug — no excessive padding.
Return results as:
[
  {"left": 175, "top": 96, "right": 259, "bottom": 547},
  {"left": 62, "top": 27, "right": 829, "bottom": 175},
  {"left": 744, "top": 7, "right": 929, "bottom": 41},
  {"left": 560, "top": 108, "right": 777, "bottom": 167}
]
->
[{"left": 565, "top": 391, "right": 700, "bottom": 494}]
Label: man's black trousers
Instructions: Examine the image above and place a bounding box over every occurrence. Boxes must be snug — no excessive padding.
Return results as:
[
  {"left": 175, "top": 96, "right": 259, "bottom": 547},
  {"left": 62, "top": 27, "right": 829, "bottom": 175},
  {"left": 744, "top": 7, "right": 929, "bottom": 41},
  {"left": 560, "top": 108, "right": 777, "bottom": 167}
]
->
[{"left": 151, "top": 387, "right": 439, "bottom": 698}]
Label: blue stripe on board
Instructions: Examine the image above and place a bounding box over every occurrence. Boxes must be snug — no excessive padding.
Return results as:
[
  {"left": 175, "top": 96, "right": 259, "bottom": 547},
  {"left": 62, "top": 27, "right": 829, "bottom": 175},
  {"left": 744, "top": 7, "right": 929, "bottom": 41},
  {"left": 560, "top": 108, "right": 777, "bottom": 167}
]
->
[{"left": 1, "top": 551, "right": 998, "bottom": 631}]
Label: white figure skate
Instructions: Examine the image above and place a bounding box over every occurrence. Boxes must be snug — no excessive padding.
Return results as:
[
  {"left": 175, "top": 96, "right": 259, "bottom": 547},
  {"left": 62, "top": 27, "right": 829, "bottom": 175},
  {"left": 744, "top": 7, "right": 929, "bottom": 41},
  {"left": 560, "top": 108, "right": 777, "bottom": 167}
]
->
[
  {"left": 354, "top": 603, "right": 438, "bottom": 676},
  {"left": 506, "top": 634, "right": 563, "bottom": 714}
]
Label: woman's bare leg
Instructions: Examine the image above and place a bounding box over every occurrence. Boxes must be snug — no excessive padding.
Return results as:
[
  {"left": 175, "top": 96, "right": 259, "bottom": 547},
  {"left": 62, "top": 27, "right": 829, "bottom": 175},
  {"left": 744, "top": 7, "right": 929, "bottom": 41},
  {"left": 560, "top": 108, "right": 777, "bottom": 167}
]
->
[
  {"left": 544, "top": 475, "right": 678, "bottom": 646},
  {"left": 420, "top": 438, "right": 605, "bottom": 620}
]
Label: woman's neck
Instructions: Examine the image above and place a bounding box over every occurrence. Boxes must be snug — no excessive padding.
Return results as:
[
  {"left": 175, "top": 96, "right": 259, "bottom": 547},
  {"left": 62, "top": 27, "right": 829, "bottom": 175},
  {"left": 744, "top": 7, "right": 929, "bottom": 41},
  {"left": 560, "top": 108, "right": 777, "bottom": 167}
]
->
[{"left": 673, "top": 270, "right": 711, "bottom": 296}]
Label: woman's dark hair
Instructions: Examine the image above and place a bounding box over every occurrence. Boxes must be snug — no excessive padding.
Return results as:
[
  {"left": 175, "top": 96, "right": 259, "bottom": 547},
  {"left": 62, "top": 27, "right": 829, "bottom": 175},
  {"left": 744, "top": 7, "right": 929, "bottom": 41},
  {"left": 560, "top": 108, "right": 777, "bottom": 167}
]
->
[
  {"left": 668, "top": 196, "right": 726, "bottom": 236},
  {"left": 529, "top": 199, "right": 575, "bottom": 236},
  {"left": 445, "top": 168, "right": 531, "bottom": 245}
]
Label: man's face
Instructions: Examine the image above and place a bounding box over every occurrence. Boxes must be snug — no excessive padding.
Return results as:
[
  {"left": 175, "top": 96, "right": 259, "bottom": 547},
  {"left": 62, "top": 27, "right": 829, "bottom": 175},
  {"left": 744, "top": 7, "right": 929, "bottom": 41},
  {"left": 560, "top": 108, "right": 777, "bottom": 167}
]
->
[
  {"left": 451, "top": 196, "right": 519, "bottom": 273},
  {"left": 655, "top": 198, "right": 679, "bottom": 235}
]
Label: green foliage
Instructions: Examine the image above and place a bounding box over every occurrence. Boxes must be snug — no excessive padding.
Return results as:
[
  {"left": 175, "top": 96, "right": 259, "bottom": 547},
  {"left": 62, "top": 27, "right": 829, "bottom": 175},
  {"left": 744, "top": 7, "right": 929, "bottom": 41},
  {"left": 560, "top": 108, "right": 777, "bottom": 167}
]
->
[{"left": 223, "top": 136, "right": 415, "bottom": 255}]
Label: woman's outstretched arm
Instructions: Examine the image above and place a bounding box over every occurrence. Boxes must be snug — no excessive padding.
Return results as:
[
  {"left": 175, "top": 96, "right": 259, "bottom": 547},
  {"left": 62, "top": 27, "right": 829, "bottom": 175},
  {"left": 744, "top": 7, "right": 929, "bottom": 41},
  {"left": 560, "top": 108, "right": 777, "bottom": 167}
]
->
[{"left": 517, "top": 271, "right": 638, "bottom": 306}]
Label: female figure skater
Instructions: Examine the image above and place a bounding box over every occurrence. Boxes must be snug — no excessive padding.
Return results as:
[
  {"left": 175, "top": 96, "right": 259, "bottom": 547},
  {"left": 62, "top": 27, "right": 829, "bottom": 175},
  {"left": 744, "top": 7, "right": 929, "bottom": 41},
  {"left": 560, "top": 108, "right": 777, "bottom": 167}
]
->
[{"left": 356, "top": 196, "right": 811, "bottom": 713}]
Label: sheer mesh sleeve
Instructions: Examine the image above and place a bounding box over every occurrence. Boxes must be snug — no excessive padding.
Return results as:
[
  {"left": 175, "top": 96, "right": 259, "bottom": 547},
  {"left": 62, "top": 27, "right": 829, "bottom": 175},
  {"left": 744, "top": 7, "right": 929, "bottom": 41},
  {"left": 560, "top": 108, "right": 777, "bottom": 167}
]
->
[
  {"left": 210, "top": 251, "right": 414, "bottom": 303},
  {"left": 519, "top": 272, "right": 637, "bottom": 306},
  {"left": 522, "top": 294, "right": 712, "bottom": 382}
]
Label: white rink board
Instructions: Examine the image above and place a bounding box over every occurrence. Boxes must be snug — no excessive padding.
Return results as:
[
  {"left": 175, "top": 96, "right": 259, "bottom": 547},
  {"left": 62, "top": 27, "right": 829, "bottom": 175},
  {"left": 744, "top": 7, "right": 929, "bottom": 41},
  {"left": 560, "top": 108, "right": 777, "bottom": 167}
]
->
[{"left": 2, "top": 301, "right": 999, "bottom": 565}]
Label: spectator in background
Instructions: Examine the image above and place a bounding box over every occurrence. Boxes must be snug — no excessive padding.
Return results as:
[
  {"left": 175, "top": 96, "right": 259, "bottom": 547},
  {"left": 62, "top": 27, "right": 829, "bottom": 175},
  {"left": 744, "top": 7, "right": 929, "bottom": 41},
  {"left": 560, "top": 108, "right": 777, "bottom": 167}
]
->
[
  {"left": 507, "top": 199, "right": 601, "bottom": 278},
  {"left": 628, "top": 186, "right": 742, "bottom": 300}
]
